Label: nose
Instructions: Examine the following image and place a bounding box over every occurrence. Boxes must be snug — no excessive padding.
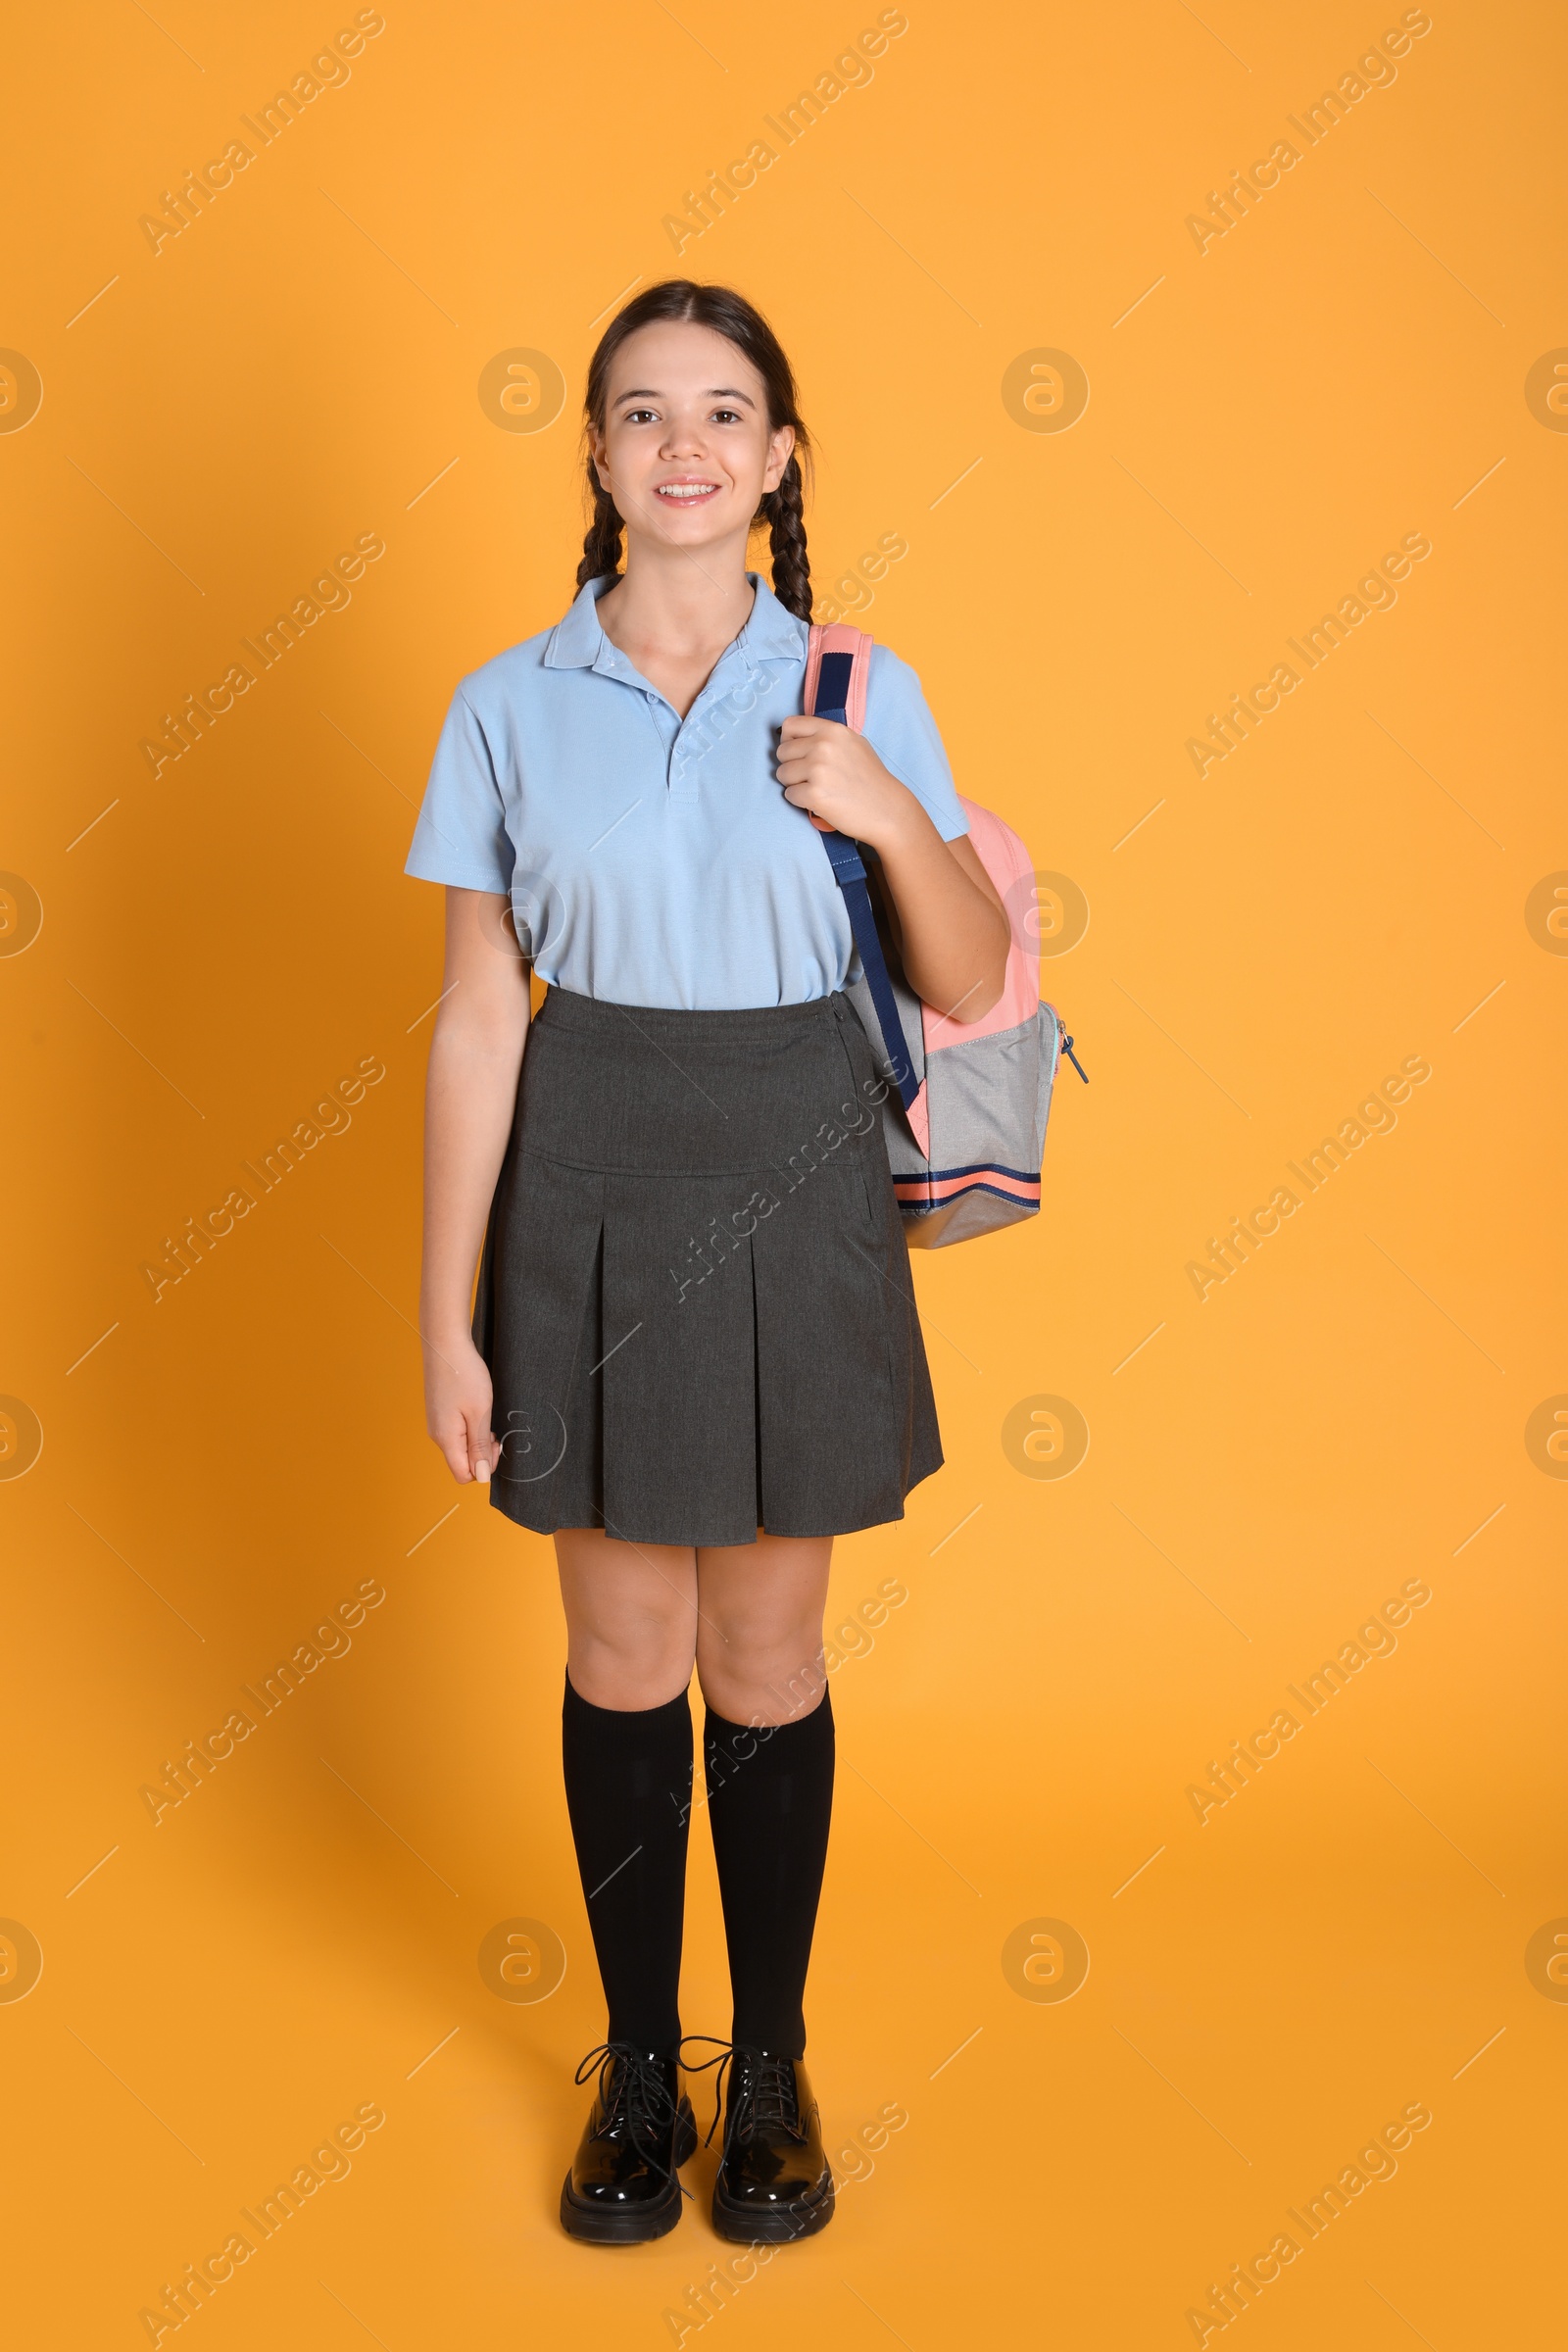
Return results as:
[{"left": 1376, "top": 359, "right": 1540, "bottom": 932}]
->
[{"left": 659, "top": 408, "right": 708, "bottom": 461}]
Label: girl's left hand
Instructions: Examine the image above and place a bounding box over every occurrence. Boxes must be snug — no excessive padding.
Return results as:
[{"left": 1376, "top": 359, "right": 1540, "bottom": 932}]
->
[{"left": 775, "top": 716, "right": 915, "bottom": 852}]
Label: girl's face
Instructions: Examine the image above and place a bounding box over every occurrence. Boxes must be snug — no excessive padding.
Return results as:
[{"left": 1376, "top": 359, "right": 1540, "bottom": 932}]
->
[{"left": 591, "top": 321, "right": 795, "bottom": 559}]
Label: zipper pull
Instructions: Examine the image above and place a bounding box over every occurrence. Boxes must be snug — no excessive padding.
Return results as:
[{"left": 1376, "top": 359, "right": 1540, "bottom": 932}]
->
[{"left": 1062, "top": 1032, "right": 1089, "bottom": 1084}]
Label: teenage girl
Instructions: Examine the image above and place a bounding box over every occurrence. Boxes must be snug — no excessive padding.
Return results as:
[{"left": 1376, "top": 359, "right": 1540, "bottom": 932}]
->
[{"left": 407, "top": 280, "right": 1008, "bottom": 2245}]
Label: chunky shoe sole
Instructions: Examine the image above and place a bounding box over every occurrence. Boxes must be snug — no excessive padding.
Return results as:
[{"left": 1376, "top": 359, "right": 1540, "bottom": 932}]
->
[
  {"left": 559, "top": 2103, "right": 697, "bottom": 2244},
  {"left": 710, "top": 2163, "right": 836, "bottom": 2244}
]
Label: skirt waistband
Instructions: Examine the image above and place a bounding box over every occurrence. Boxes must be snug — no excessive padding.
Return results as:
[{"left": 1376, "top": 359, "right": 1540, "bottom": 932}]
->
[
  {"left": 514, "top": 983, "right": 884, "bottom": 1179},
  {"left": 533, "top": 987, "right": 850, "bottom": 1041}
]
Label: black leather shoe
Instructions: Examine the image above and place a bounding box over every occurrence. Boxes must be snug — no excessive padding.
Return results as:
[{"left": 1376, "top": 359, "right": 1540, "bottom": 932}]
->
[
  {"left": 705, "top": 2046, "right": 835, "bottom": 2243},
  {"left": 559, "top": 2043, "right": 697, "bottom": 2243}
]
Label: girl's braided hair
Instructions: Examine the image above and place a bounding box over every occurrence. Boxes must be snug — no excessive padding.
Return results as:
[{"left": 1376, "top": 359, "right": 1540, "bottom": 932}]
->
[{"left": 576, "top": 279, "right": 813, "bottom": 620}]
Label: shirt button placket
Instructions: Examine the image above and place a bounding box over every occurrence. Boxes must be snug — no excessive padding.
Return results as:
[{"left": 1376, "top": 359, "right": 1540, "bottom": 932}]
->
[{"left": 669, "top": 705, "right": 699, "bottom": 802}]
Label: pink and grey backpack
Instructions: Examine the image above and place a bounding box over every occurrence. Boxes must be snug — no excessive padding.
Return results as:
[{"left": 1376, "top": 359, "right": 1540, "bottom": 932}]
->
[{"left": 804, "top": 622, "right": 1086, "bottom": 1248}]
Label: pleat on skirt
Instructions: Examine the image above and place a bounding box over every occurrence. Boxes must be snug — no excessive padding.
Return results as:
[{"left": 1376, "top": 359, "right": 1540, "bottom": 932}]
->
[{"left": 472, "top": 985, "right": 944, "bottom": 1547}]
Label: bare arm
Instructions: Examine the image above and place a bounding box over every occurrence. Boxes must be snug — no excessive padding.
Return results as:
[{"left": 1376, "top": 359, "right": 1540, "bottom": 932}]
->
[
  {"left": 775, "top": 715, "right": 1011, "bottom": 1021},
  {"left": 420, "top": 886, "right": 531, "bottom": 1482}
]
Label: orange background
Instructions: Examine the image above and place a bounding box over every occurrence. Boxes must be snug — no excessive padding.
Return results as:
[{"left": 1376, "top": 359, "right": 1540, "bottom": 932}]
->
[{"left": 3, "top": 1, "right": 1564, "bottom": 2343}]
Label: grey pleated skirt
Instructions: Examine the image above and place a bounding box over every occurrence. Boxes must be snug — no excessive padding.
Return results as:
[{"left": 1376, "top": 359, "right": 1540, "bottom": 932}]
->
[{"left": 472, "top": 986, "right": 944, "bottom": 1547}]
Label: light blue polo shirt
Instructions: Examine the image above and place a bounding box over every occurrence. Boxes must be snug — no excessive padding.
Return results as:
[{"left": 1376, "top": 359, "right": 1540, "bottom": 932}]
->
[{"left": 404, "top": 571, "right": 968, "bottom": 1011}]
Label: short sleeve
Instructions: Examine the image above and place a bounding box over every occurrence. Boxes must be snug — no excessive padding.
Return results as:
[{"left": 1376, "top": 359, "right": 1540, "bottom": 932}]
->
[
  {"left": 404, "top": 689, "right": 514, "bottom": 891},
  {"left": 862, "top": 646, "right": 969, "bottom": 842}
]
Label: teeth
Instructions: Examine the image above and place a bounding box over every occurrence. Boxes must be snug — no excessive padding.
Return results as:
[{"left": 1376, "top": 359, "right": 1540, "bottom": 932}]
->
[{"left": 658, "top": 484, "right": 716, "bottom": 498}]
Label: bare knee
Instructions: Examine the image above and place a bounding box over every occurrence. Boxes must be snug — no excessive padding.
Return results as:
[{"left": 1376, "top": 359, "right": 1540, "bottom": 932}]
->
[
  {"left": 700, "top": 1639, "right": 828, "bottom": 1727},
  {"left": 571, "top": 1624, "right": 695, "bottom": 1712},
  {"left": 556, "top": 1530, "right": 697, "bottom": 1711},
  {"left": 695, "top": 1543, "right": 831, "bottom": 1726}
]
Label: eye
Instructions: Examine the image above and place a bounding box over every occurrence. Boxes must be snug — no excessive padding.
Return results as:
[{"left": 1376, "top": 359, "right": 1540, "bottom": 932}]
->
[
  {"left": 621, "top": 407, "right": 659, "bottom": 424},
  {"left": 710, "top": 408, "right": 745, "bottom": 424}
]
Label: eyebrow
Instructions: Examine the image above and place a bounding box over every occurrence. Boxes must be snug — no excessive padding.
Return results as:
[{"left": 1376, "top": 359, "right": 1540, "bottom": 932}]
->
[{"left": 613, "top": 385, "right": 757, "bottom": 408}]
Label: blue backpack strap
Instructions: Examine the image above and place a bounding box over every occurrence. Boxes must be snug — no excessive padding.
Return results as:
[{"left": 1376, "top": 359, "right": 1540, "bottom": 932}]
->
[{"left": 805, "top": 632, "right": 920, "bottom": 1113}]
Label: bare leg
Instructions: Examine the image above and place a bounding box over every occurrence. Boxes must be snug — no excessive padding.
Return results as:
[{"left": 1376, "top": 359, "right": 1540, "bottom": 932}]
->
[
  {"left": 693, "top": 1533, "right": 834, "bottom": 1723},
  {"left": 554, "top": 1525, "right": 699, "bottom": 1709}
]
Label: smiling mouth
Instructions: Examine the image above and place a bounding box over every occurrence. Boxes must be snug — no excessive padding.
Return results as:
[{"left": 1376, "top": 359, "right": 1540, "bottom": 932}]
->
[{"left": 655, "top": 481, "right": 721, "bottom": 504}]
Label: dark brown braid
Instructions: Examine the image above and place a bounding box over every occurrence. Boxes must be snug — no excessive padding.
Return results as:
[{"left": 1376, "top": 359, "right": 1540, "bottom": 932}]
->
[
  {"left": 759, "top": 456, "right": 811, "bottom": 622},
  {"left": 575, "top": 477, "right": 624, "bottom": 595},
  {"left": 576, "top": 279, "right": 813, "bottom": 617}
]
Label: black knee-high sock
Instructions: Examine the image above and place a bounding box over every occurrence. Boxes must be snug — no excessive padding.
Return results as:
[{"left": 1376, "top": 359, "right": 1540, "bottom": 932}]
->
[
  {"left": 703, "top": 1692, "right": 835, "bottom": 2059},
  {"left": 561, "top": 1675, "right": 694, "bottom": 2059}
]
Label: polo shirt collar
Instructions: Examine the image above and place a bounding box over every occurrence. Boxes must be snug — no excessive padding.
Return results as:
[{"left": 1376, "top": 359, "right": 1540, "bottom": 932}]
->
[
  {"left": 735, "top": 572, "right": 809, "bottom": 664},
  {"left": 544, "top": 570, "right": 808, "bottom": 673},
  {"left": 544, "top": 572, "right": 616, "bottom": 670}
]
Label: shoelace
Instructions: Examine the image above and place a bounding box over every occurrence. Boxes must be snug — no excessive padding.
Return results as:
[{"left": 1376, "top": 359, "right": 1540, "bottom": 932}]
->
[
  {"left": 573, "top": 2041, "right": 689, "bottom": 2194},
  {"left": 679, "top": 2036, "right": 804, "bottom": 2151}
]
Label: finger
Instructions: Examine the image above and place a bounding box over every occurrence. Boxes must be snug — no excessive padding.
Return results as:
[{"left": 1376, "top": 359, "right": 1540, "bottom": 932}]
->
[
  {"left": 777, "top": 740, "right": 844, "bottom": 772},
  {"left": 467, "top": 1409, "right": 497, "bottom": 1483},
  {"left": 438, "top": 1430, "right": 473, "bottom": 1483}
]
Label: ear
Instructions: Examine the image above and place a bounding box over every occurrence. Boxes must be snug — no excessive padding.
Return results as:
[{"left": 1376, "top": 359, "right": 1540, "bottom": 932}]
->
[
  {"left": 761, "top": 421, "right": 796, "bottom": 495},
  {"left": 587, "top": 426, "right": 612, "bottom": 495}
]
